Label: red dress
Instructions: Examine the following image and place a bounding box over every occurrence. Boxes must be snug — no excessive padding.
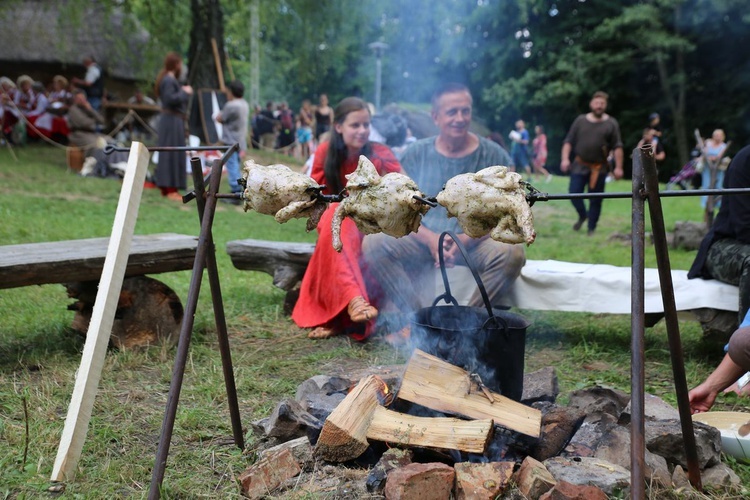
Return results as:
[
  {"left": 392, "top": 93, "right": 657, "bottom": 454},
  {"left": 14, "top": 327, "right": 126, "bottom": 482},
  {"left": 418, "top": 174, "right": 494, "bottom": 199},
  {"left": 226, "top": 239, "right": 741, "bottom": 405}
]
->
[{"left": 292, "top": 141, "right": 401, "bottom": 340}]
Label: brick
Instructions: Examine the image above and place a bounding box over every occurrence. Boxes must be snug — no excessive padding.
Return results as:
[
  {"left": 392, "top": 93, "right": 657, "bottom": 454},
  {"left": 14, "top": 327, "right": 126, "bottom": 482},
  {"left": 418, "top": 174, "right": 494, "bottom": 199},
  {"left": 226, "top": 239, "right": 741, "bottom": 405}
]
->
[
  {"left": 384, "top": 462, "right": 455, "bottom": 500},
  {"left": 238, "top": 448, "right": 301, "bottom": 499}
]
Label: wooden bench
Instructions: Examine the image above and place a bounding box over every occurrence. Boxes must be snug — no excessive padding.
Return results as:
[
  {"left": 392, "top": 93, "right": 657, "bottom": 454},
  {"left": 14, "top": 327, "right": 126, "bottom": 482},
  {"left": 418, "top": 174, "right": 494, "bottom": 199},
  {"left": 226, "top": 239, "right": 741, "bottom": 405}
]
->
[
  {"left": 226, "top": 238, "right": 740, "bottom": 335},
  {"left": 0, "top": 233, "right": 199, "bottom": 347}
]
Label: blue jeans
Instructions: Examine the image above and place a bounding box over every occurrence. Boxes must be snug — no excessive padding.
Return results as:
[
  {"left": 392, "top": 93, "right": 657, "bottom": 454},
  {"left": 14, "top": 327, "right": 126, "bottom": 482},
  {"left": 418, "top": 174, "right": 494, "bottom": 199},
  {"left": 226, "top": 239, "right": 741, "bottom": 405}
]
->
[
  {"left": 226, "top": 152, "right": 242, "bottom": 194},
  {"left": 569, "top": 169, "right": 608, "bottom": 231}
]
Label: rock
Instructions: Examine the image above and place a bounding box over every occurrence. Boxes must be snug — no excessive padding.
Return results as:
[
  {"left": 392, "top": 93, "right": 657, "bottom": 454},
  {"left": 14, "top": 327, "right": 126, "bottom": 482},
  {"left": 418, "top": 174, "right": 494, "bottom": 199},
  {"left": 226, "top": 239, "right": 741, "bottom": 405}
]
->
[
  {"left": 346, "top": 364, "right": 404, "bottom": 390},
  {"left": 567, "top": 386, "right": 630, "bottom": 419},
  {"left": 692, "top": 308, "right": 738, "bottom": 339},
  {"left": 366, "top": 448, "right": 413, "bottom": 493},
  {"left": 262, "top": 399, "right": 322, "bottom": 442},
  {"left": 592, "top": 425, "right": 671, "bottom": 486},
  {"left": 672, "top": 221, "right": 706, "bottom": 251},
  {"left": 532, "top": 405, "right": 586, "bottom": 461},
  {"left": 454, "top": 461, "right": 514, "bottom": 500},
  {"left": 672, "top": 464, "right": 690, "bottom": 490},
  {"left": 238, "top": 448, "right": 301, "bottom": 499},
  {"left": 295, "top": 375, "right": 349, "bottom": 421},
  {"left": 260, "top": 436, "right": 314, "bottom": 471},
  {"left": 619, "top": 393, "right": 680, "bottom": 424},
  {"left": 513, "top": 456, "right": 556, "bottom": 499},
  {"left": 645, "top": 419, "right": 721, "bottom": 469},
  {"left": 543, "top": 456, "right": 630, "bottom": 496},
  {"left": 521, "top": 366, "right": 559, "bottom": 405},
  {"left": 384, "top": 462, "right": 455, "bottom": 500},
  {"left": 701, "top": 462, "right": 741, "bottom": 492},
  {"left": 562, "top": 412, "right": 618, "bottom": 458},
  {"left": 539, "top": 480, "right": 608, "bottom": 500}
]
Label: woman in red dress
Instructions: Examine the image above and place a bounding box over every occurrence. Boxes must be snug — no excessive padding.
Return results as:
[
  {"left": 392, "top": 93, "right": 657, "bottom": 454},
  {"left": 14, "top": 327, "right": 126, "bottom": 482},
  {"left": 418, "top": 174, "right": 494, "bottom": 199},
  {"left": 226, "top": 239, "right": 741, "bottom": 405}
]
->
[{"left": 292, "top": 97, "right": 401, "bottom": 340}]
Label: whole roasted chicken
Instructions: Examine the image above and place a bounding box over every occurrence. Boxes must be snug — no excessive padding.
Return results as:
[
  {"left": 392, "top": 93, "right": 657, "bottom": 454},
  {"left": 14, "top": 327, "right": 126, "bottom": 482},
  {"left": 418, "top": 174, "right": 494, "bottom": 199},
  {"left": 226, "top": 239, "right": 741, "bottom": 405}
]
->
[
  {"left": 331, "top": 156, "right": 429, "bottom": 252},
  {"left": 436, "top": 165, "right": 536, "bottom": 245},
  {"left": 241, "top": 160, "right": 327, "bottom": 231}
]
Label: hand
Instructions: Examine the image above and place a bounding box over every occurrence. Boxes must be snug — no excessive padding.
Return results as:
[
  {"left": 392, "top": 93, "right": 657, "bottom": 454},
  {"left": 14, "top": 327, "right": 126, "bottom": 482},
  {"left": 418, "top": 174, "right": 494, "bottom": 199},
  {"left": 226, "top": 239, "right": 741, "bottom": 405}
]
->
[
  {"left": 560, "top": 158, "right": 570, "bottom": 173},
  {"left": 613, "top": 166, "right": 624, "bottom": 180},
  {"left": 239, "top": 150, "right": 246, "bottom": 159},
  {"left": 688, "top": 383, "right": 718, "bottom": 414},
  {"left": 182, "top": 85, "right": 193, "bottom": 95}
]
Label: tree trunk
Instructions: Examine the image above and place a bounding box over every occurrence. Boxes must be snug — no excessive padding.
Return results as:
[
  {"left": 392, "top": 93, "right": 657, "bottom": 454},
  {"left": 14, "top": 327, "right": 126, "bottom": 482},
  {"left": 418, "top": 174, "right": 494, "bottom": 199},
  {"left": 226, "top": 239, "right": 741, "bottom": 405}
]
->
[{"left": 187, "top": 0, "right": 225, "bottom": 89}]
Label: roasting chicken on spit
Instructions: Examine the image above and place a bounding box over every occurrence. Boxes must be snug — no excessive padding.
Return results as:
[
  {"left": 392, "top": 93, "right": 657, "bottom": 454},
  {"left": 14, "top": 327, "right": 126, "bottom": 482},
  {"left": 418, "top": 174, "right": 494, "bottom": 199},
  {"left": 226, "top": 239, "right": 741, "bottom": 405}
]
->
[
  {"left": 331, "top": 155, "right": 429, "bottom": 252},
  {"left": 241, "top": 160, "right": 327, "bottom": 231},
  {"left": 436, "top": 165, "right": 536, "bottom": 245}
]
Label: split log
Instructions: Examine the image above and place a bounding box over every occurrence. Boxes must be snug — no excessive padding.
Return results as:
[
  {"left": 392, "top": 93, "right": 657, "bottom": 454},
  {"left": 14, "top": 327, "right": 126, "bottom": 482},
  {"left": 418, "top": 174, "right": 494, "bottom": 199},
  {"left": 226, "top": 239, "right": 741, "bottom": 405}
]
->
[
  {"left": 226, "top": 239, "right": 314, "bottom": 291},
  {"left": 398, "top": 349, "right": 542, "bottom": 438},
  {"left": 314, "top": 375, "right": 383, "bottom": 462},
  {"left": 367, "top": 406, "right": 493, "bottom": 454}
]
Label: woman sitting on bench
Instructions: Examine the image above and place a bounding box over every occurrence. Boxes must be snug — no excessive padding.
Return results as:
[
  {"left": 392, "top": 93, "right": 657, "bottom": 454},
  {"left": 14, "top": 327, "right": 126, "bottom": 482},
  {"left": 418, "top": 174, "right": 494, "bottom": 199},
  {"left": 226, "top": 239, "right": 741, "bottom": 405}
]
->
[{"left": 292, "top": 97, "right": 401, "bottom": 340}]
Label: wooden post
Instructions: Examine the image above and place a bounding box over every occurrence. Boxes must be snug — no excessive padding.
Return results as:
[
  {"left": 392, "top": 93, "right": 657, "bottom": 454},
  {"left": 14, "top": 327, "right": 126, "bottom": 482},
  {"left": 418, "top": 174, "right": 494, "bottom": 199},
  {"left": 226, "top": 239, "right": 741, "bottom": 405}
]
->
[
  {"left": 50, "top": 142, "right": 150, "bottom": 482},
  {"left": 211, "top": 38, "right": 226, "bottom": 92}
]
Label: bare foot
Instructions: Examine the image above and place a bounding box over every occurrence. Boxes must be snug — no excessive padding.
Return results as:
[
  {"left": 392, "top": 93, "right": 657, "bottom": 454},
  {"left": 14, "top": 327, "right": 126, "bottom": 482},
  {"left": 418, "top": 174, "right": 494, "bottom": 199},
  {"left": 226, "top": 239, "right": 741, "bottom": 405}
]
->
[
  {"left": 383, "top": 326, "right": 410, "bottom": 347},
  {"left": 308, "top": 326, "right": 337, "bottom": 340},
  {"left": 347, "top": 296, "right": 378, "bottom": 323}
]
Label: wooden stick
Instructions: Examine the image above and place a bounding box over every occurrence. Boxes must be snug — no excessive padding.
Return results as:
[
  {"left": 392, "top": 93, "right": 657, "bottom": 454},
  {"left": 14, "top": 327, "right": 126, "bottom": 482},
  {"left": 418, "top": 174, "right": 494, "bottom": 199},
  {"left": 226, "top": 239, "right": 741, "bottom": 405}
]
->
[
  {"left": 224, "top": 47, "right": 236, "bottom": 81},
  {"left": 397, "top": 350, "right": 542, "bottom": 438},
  {"left": 211, "top": 38, "right": 226, "bottom": 91},
  {"left": 51, "top": 142, "right": 150, "bottom": 482},
  {"left": 367, "top": 406, "right": 493, "bottom": 454}
]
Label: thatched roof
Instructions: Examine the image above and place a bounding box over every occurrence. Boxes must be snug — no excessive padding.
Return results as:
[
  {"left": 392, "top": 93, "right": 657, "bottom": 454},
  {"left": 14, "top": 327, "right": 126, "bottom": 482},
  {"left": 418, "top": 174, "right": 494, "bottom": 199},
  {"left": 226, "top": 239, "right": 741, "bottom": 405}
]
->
[{"left": 0, "top": 0, "right": 150, "bottom": 81}]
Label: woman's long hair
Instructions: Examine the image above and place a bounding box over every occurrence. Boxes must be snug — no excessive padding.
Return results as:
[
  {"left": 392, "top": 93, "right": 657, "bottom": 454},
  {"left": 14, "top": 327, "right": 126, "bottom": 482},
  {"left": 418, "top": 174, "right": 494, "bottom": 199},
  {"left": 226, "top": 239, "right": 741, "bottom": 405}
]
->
[
  {"left": 154, "top": 52, "right": 182, "bottom": 98},
  {"left": 323, "top": 97, "right": 372, "bottom": 193}
]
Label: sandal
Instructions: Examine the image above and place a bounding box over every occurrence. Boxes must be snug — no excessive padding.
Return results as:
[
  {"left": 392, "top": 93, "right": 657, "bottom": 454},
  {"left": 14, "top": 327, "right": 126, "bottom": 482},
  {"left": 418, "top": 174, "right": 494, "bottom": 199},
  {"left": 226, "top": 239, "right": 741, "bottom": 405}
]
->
[
  {"left": 347, "top": 296, "right": 378, "bottom": 323},
  {"left": 308, "top": 326, "right": 337, "bottom": 339}
]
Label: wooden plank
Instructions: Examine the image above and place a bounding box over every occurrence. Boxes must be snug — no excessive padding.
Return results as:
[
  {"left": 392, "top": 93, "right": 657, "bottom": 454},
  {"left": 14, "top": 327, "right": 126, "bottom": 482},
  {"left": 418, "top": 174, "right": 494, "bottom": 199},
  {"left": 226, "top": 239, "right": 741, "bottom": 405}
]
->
[
  {"left": 367, "top": 406, "right": 493, "bottom": 454},
  {"left": 0, "top": 233, "right": 197, "bottom": 289},
  {"left": 51, "top": 142, "right": 150, "bottom": 482},
  {"left": 226, "top": 238, "right": 314, "bottom": 290},
  {"left": 211, "top": 38, "right": 226, "bottom": 91},
  {"left": 397, "top": 350, "right": 542, "bottom": 438}
]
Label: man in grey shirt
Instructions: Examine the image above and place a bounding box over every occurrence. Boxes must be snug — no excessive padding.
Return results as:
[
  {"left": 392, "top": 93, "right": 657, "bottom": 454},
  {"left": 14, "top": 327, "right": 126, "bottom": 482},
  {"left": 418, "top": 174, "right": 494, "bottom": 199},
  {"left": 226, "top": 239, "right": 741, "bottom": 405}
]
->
[
  {"left": 362, "top": 83, "right": 526, "bottom": 338},
  {"left": 217, "top": 80, "right": 250, "bottom": 197}
]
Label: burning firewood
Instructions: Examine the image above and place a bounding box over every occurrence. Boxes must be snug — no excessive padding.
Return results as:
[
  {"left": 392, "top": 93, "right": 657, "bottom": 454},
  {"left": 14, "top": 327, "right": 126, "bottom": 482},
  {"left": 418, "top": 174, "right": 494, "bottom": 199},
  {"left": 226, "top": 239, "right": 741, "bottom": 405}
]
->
[
  {"left": 436, "top": 165, "right": 536, "bottom": 245},
  {"left": 241, "top": 159, "right": 328, "bottom": 231},
  {"left": 398, "top": 350, "right": 542, "bottom": 438},
  {"left": 331, "top": 156, "right": 430, "bottom": 252}
]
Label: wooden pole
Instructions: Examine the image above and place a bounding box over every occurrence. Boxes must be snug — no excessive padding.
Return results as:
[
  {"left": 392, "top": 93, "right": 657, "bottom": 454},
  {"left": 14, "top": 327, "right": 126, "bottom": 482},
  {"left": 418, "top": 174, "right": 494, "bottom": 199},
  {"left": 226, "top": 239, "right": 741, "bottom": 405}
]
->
[
  {"left": 211, "top": 38, "right": 226, "bottom": 92},
  {"left": 224, "top": 48, "right": 236, "bottom": 82},
  {"left": 51, "top": 142, "right": 150, "bottom": 482}
]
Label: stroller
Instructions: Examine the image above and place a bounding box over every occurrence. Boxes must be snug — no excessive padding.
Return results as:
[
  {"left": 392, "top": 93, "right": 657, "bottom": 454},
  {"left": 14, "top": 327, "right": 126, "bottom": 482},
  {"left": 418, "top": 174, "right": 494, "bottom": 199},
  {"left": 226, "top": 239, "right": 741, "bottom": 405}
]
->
[{"left": 666, "top": 148, "right": 702, "bottom": 190}]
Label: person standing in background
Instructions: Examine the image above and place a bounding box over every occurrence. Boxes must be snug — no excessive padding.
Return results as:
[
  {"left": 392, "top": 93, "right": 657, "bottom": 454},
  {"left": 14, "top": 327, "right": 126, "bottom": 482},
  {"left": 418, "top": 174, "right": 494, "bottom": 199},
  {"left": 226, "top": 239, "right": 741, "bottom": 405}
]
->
[
  {"left": 216, "top": 80, "right": 249, "bottom": 200},
  {"left": 154, "top": 52, "right": 193, "bottom": 201},
  {"left": 296, "top": 99, "right": 314, "bottom": 160},
  {"left": 72, "top": 56, "right": 104, "bottom": 112},
  {"left": 314, "top": 93, "right": 333, "bottom": 141},
  {"left": 560, "top": 90, "right": 623, "bottom": 235},
  {"left": 531, "top": 125, "right": 552, "bottom": 182},
  {"left": 509, "top": 119, "right": 531, "bottom": 178}
]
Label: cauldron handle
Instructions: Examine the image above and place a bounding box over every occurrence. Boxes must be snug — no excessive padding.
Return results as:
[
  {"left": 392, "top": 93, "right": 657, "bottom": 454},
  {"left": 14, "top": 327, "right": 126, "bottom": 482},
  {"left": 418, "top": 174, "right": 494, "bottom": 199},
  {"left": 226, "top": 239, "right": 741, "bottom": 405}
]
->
[{"left": 437, "top": 231, "right": 496, "bottom": 320}]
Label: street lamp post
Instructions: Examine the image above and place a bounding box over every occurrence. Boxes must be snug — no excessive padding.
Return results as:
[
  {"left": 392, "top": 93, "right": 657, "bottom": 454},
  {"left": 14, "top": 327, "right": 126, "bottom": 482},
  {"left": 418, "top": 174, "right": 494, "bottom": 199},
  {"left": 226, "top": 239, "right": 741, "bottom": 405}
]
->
[{"left": 368, "top": 41, "right": 388, "bottom": 111}]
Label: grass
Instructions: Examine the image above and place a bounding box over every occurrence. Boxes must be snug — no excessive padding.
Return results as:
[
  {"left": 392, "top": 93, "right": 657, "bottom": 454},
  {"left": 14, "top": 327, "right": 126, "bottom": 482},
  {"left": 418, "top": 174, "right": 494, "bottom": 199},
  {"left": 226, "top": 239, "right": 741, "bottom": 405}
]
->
[{"left": 0, "top": 143, "right": 747, "bottom": 498}]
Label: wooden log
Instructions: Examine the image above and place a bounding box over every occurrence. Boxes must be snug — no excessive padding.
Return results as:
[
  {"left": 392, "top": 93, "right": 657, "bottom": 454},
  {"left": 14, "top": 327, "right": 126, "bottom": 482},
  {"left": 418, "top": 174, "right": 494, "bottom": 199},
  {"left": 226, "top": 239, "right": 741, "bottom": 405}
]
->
[
  {"left": 398, "top": 350, "right": 542, "bottom": 438},
  {"left": 226, "top": 238, "right": 314, "bottom": 290},
  {"left": 66, "top": 276, "right": 183, "bottom": 349},
  {"left": 314, "top": 375, "right": 383, "bottom": 462},
  {"left": 0, "top": 233, "right": 198, "bottom": 289},
  {"left": 367, "top": 406, "right": 493, "bottom": 454}
]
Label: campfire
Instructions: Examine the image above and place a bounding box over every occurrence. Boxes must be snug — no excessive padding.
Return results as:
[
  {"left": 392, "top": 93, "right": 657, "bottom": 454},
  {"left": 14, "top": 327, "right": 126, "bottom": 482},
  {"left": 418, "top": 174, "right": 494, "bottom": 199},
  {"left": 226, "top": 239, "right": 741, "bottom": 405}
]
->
[{"left": 239, "top": 347, "right": 738, "bottom": 499}]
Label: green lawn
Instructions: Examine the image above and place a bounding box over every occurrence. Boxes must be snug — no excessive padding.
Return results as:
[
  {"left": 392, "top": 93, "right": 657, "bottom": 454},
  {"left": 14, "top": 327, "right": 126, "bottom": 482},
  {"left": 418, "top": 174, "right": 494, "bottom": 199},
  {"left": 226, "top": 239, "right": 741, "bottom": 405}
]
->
[{"left": 0, "top": 143, "right": 746, "bottom": 498}]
